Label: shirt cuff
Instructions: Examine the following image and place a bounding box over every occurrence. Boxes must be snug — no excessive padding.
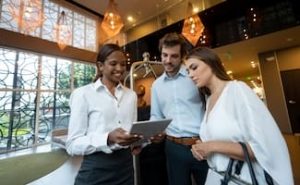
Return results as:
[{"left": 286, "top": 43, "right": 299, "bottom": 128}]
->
[
  {"left": 90, "top": 132, "right": 113, "bottom": 154},
  {"left": 109, "top": 143, "right": 129, "bottom": 151}
]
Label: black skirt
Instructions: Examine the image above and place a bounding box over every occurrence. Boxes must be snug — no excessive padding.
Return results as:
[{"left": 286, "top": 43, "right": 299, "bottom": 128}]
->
[{"left": 75, "top": 148, "right": 134, "bottom": 185}]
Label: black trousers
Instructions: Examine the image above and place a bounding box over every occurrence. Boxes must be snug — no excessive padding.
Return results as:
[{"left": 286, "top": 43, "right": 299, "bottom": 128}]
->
[
  {"left": 139, "top": 141, "right": 168, "bottom": 185},
  {"left": 165, "top": 140, "right": 209, "bottom": 185},
  {"left": 75, "top": 149, "right": 134, "bottom": 185}
]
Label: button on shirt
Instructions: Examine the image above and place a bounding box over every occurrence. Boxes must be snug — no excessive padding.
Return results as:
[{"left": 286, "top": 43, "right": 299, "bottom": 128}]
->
[
  {"left": 66, "top": 79, "right": 137, "bottom": 155},
  {"left": 150, "top": 66, "right": 204, "bottom": 137}
]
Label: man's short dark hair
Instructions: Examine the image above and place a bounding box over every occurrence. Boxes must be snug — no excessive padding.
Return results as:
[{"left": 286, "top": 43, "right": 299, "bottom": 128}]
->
[{"left": 159, "top": 32, "right": 191, "bottom": 58}]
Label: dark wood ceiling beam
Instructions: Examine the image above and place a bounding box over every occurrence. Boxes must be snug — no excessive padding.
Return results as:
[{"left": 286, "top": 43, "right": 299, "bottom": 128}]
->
[{"left": 0, "top": 28, "right": 97, "bottom": 63}]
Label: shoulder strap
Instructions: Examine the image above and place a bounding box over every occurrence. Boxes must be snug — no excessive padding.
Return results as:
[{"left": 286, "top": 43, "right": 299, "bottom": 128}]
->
[
  {"left": 264, "top": 171, "right": 274, "bottom": 185},
  {"left": 221, "top": 158, "right": 234, "bottom": 185},
  {"left": 239, "top": 142, "right": 259, "bottom": 185},
  {"left": 222, "top": 142, "right": 274, "bottom": 185},
  {"left": 234, "top": 160, "right": 244, "bottom": 175},
  {"left": 239, "top": 142, "right": 274, "bottom": 185}
]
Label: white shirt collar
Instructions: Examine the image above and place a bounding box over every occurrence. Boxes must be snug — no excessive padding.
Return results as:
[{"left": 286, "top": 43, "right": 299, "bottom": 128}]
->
[{"left": 93, "top": 79, "right": 123, "bottom": 91}]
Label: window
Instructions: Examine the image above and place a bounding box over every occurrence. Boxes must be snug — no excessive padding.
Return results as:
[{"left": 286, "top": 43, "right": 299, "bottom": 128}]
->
[
  {"left": 0, "top": 0, "right": 97, "bottom": 52},
  {"left": 0, "top": 46, "right": 96, "bottom": 153}
]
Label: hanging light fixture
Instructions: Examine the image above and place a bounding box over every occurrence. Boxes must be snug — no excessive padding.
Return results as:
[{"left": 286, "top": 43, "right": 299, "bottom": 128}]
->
[
  {"left": 9, "top": 0, "right": 44, "bottom": 35},
  {"left": 181, "top": 2, "right": 205, "bottom": 46},
  {"left": 54, "top": 11, "right": 72, "bottom": 50},
  {"left": 101, "top": 0, "right": 124, "bottom": 38}
]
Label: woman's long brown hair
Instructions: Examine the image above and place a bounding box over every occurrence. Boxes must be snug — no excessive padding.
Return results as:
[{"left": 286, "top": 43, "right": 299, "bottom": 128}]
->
[{"left": 186, "top": 47, "right": 232, "bottom": 109}]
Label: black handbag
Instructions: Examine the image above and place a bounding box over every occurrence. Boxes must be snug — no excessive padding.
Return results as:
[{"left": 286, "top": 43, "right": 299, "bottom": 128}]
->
[{"left": 220, "top": 142, "right": 274, "bottom": 185}]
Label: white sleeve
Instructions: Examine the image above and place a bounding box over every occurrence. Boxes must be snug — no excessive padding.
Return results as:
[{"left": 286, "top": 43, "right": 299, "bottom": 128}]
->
[
  {"left": 66, "top": 89, "right": 112, "bottom": 156},
  {"left": 234, "top": 81, "right": 293, "bottom": 185}
]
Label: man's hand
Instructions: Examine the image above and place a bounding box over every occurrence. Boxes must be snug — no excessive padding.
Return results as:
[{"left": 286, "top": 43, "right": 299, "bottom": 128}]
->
[
  {"left": 130, "top": 145, "right": 142, "bottom": 155},
  {"left": 150, "top": 132, "right": 166, "bottom": 143}
]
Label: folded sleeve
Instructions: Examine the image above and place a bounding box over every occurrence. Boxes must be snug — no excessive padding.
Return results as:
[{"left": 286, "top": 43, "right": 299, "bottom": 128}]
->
[{"left": 233, "top": 81, "right": 293, "bottom": 185}]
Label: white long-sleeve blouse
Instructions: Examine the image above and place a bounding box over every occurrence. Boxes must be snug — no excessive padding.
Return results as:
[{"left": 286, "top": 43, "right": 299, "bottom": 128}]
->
[
  {"left": 201, "top": 80, "right": 293, "bottom": 185},
  {"left": 66, "top": 79, "right": 137, "bottom": 156}
]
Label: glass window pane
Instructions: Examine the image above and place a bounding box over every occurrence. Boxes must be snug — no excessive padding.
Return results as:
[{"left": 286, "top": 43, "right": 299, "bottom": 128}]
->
[
  {"left": 42, "top": 5, "right": 59, "bottom": 41},
  {"left": 41, "top": 57, "right": 72, "bottom": 90},
  {"left": 39, "top": 91, "right": 54, "bottom": 140},
  {"left": 0, "top": 91, "right": 12, "bottom": 110},
  {"left": 86, "top": 18, "right": 96, "bottom": 26},
  {"left": 17, "top": 52, "right": 39, "bottom": 90},
  {"left": 39, "top": 91, "right": 70, "bottom": 131},
  {"left": 86, "top": 25, "right": 96, "bottom": 51},
  {"left": 0, "top": 48, "right": 16, "bottom": 89},
  {"left": 0, "top": 91, "right": 12, "bottom": 151},
  {"left": 73, "top": 62, "right": 96, "bottom": 88},
  {"left": 0, "top": 0, "right": 18, "bottom": 32},
  {"left": 41, "top": 56, "right": 56, "bottom": 90},
  {"left": 12, "top": 91, "right": 37, "bottom": 148},
  {"left": 73, "top": 19, "right": 85, "bottom": 49},
  {"left": 57, "top": 59, "right": 72, "bottom": 90},
  {"left": 54, "top": 92, "right": 70, "bottom": 129},
  {"left": 74, "top": 12, "right": 84, "bottom": 21}
]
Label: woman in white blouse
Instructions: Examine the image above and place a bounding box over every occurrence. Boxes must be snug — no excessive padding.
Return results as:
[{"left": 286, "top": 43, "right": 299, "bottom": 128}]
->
[
  {"left": 185, "top": 47, "right": 293, "bottom": 185},
  {"left": 66, "top": 44, "right": 142, "bottom": 185}
]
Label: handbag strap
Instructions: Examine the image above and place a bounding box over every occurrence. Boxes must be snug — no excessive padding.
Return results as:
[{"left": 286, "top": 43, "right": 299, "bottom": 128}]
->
[
  {"left": 233, "top": 161, "right": 274, "bottom": 185},
  {"left": 234, "top": 160, "right": 244, "bottom": 175},
  {"left": 221, "top": 142, "right": 274, "bottom": 185},
  {"left": 239, "top": 142, "right": 259, "bottom": 185},
  {"left": 264, "top": 169, "right": 274, "bottom": 185},
  {"left": 221, "top": 158, "right": 234, "bottom": 185}
]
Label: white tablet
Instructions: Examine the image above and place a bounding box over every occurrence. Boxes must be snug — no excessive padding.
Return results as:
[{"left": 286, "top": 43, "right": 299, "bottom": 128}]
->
[{"left": 130, "top": 118, "right": 172, "bottom": 138}]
